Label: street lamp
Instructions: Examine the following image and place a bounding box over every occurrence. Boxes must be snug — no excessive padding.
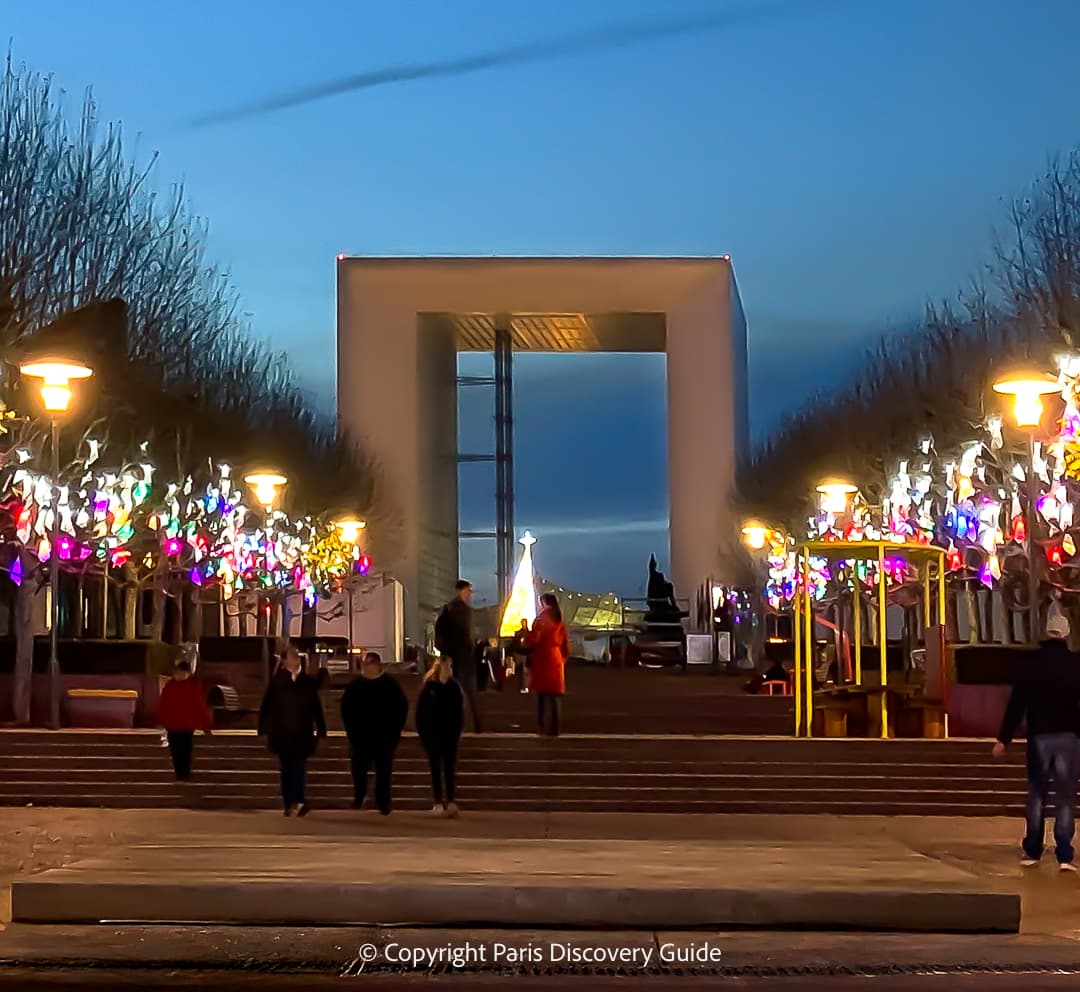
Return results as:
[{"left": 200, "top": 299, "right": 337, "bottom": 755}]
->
[
  {"left": 334, "top": 516, "right": 367, "bottom": 656},
  {"left": 993, "top": 371, "right": 1060, "bottom": 644},
  {"left": 244, "top": 471, "right": 288, "bottom": 509},
  {"left": 740, "top": 520, "right": 772, "bottom": 551},
  {"left": 993, "top": 373, "right": 1060, "bottom": 429},
  {"left": 335, "top": 517, "right": 367, "bottom": 546},
  {"left": 244, "top": 472, "right": 287, "bottom": 641},
  {"left": 816, "top": 479, "right": 858, "bottom": 515},
  {"left": 19, "top": 357, "right": 94, "bottom": 730}
]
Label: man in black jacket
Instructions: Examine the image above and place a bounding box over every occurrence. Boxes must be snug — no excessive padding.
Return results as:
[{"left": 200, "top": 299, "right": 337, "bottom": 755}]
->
[
  {"left": 258, "top": 643, "right": 327, "bottom": 817},
  {"left": 994, "top": 613, "right": 1080, "bottom": 869},
  {"left": 340, "top": 652, "right": 409, "bottom": 815},
  {"left": 435, "top": 580, "right": 482, "bottom": 732}
]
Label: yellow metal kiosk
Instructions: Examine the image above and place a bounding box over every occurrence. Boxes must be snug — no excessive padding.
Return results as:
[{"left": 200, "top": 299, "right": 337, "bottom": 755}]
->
[{"left": 792, "top": 540, "right": 947, "bottom": 738}]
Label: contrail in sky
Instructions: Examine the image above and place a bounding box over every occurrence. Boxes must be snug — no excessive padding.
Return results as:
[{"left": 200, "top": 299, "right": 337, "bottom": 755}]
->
[{"left": 189, "top": 2, "right": 819, "bottom": 128}]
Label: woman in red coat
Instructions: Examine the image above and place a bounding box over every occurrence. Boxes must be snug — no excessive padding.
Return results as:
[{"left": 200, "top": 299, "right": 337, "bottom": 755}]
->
[
  {"left": 156, "top": 661, "right": 213, "bottom": 781},
  {"left": 525, "top": 593, "right": 570, "bottom": 737}
]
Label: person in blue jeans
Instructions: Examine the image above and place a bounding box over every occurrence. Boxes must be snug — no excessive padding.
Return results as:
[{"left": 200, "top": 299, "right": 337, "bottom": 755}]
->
[
  {"left": 258, "top": 642, "right": 327, "bottom": 817},
  {"left": 995, "top": 611, "right": 1080, "bottom": 870}
]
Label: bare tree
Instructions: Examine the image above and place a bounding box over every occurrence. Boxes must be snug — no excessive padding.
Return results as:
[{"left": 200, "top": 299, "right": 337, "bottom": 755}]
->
[
  {"left": 1, "top": 58, "right": 391, "bottom": 526},
  {"left": 0, "top": 58, "right": 397, "bottom": 723},
  {"left": 739, "top": 153, "right": 1080, "bottom": 530}
]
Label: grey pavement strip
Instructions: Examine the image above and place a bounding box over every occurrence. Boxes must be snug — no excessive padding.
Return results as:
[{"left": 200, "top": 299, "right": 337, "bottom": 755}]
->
[{"left": 1, "top": 927, "right": 1080, "bottom": 977}]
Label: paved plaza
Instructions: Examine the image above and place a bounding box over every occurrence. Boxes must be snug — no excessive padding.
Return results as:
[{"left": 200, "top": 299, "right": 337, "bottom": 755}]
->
[{"left": 1, "top": 808, "right": 1080, "bottom": 978}]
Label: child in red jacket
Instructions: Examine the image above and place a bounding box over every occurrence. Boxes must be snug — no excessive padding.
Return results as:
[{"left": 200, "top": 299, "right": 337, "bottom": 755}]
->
[{"left": 156, "top": 661, "right": 212, "bottom": 780}]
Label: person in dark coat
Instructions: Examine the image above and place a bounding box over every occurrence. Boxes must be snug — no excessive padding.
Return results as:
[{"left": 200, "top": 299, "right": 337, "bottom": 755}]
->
[
  {"left": 340, "top": 651, "right": 409, "bottom": 814},
  {"left": 435, "top": 579, "right": 482, "bottom": 732},
  {"left": 994, "top": 611, "right": 1080, "bottom": 869},
  {"left": 474, "top": 639, "right": 490, "bottom": 692},
  {"left": 258, "top": 642, "right": 327, "bottom": 816},
  {"left": 156, "top": 660, "right": 212, "bottom": 781},
  {"left": 416, "top": 657, "right": 465, "bottom": 817},
  {"left": 512, "top": 618, "right": 531, "bottom": 693},
  {"left": 483, "top": 637, "right": 506, "bottom": 691}
]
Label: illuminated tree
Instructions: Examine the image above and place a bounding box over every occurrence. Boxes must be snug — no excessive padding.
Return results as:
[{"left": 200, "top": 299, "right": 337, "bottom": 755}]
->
[
  {"left": 499, "top": 532, "right": 538, "bottom": 637},
  {"left": 0, "top": 55, "right": 391, "bottom": 563}
]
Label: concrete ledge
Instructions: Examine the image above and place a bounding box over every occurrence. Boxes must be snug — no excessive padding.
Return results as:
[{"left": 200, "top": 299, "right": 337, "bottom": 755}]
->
[
  {"left": 10, "top": 880, "right": 1019, "bottom": 932},
  {"left": 9, "top": 837, "right": 1020, "bottom": 933}
]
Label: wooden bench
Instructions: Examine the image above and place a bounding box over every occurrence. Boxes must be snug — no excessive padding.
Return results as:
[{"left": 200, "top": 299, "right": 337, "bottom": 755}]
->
[
  {"left": 814, "top": 703, "right": 850, "bottom": 738},
  {"left": 895, "top": 697, "right": 947, "bottom": 739},
  {"left": 813, "top": 686, "right": 884, "bottom": 738},
  {"left": 64, "top": 688, "right": 140, "bottom": 729}
]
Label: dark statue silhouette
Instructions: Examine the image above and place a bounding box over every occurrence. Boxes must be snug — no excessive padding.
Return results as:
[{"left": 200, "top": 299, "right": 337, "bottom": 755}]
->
[{"left": 636, "top": 555, "right": 688, "bottom": 665}]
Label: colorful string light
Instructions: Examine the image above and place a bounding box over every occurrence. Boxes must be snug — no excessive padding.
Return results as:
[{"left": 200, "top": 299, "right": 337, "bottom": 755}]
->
[{"left": 0, "top": 418, "right": 367, "bottom": 603}]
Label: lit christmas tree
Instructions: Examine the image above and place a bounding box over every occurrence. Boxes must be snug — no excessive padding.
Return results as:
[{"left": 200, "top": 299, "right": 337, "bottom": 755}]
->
[{"left": 499, "top": 531, "right": 538, "bottom": 637}]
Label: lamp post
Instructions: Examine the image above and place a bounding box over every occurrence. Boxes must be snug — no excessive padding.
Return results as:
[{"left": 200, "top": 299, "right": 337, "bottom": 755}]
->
[
  {"left": 740, "top": 520, "right": 772, "bottom": 552},
  {"left": 741, "top": 520, "right": 781, "bottom": 667},
  {"left": 244, "top": 471, "right": 288, "bottom": 511},
  {"left": 19, "top": 357, "right": 94, "bottom": 730},
  {"left": 993, "top": 372, "right": 1061, "bottom": 644},
  {"left": 244, "top": 471, "right": 287, "bottom": 639},
  {"left": 815, "top": 479, "right": 858, "bottom": 516},
  {"left": 815, "top": 478, "right": 858, "bottom": 690},
  {"left": 334, "top": 516, "right": 367, "bottom": 656}
]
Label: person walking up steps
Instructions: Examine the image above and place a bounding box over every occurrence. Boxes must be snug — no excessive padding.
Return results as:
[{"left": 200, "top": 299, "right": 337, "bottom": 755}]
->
[
  {"left": 258, "top": 641, "right": 327, "bottom": 817},
  {"left": 156, "top": 660, "right": 212, "bottom": 781},
  {"left": 525, "top": 593, "right": 570, "bottom": 737},
  {"left": 994, "top": 609, "right": 1080, "bottom": 870},
  {"left": 340, "top": 651, "right": 409, "bottom": 815},
  {"left": 435, "top": 579, "right": 482, "bottom": 732},
  {"left": 416, "top": 657, "right": 465, "bottom": 817}
]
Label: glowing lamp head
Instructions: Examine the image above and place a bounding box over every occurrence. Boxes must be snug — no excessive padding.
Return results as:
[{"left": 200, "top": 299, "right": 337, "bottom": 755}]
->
[
  {"left": 816, "top": 479, "right": 858, "bottom": 514},
  {"left": 20, "top": 358, "right": 93, "bottom": 415},
  {"left": 40, "top": 384, "right": 72, "bottom": 412},
  {"left": 334, "top": 517, "right": 367, "bottom": 545},
  {"left": 244, "top": 471, "right": 287, "bottom": 508},
  {"left": 740, "top": 520, "right": 770, "bottom": 551},
  {"left": 992, "top": 372, "right": 1060, "bottom": 430}
]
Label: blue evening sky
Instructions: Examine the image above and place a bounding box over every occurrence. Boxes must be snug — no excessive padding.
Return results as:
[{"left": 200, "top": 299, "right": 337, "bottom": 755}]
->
[{"left": 8, "top": 0, "right": 1080, "bottom": 601}]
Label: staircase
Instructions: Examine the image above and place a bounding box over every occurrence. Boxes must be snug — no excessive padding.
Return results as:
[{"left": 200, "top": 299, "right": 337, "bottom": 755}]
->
[
  {"left": 0, "top": 732, "right": 1027, "bottom": 816},
  {"left": 256, "top": 667, "right": 796, "bottom": 737}
]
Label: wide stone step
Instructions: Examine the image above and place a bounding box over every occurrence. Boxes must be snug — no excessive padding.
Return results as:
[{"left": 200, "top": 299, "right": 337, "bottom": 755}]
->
[
  {"left": 9, "top": 836, "right": 1020, "bottom": 931},
  {"left": 0, "top": 734, "right": 1012, "bottom": 754},
  {"left": 0, "top": 768, "right": 1028, "bottom": 781},
  {"left": 0, "top": 748, "right": 1025, "bottom": 766},
  {"left": 0, "top": 782, "right": 1028, "bottom": 806},
  {"left": 0, "top": 757, "right": 1031, "bottom": 782},
  {"left": 0, "top": 772, "right": 1028, "bottom": 794},
  {"left": 0, "top": 795, "right": 1025, "bottom": 816},
  {"left": 0, "top": 736, "right": 1020, "bottom": 751}
]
